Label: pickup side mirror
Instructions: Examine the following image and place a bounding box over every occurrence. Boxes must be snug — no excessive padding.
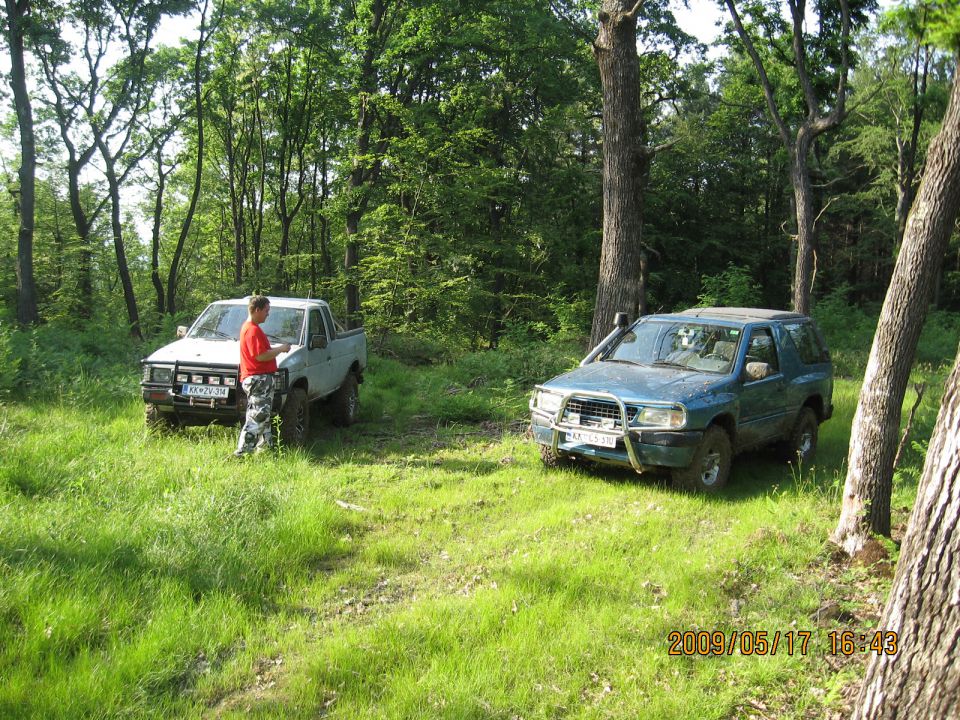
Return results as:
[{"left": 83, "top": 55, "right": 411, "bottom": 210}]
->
[
  {"left": 744, "top": 361, "right": 773, "bottom": 382},
  {"left": 176, "top": 325, "right": 188, "bottom": 338},
  {"left": 310, "top": 334, "right": 328, "bottom": 350},
  {"left": 614, "top": 312, "right": 629, "bottom": 329}
]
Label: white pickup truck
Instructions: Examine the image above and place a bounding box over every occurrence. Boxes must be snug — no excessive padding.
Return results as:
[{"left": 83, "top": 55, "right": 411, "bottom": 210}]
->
[{"left": 140, "top": 297, "right": 366, "bottom": 445}]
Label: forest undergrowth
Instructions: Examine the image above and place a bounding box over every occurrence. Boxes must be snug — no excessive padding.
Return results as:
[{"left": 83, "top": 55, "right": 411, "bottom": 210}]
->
[{"left": 0, "top": 307, "right": 956, "bottom": 719}]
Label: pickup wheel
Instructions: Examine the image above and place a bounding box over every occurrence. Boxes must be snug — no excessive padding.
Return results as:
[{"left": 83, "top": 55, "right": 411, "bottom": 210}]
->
[
  {"left": 280, "top": 387, "right": 310, "bottom": 446},
  {"left": 332, "top": 374, "right": 359, "bottom": 427},
  {"left": 671, "top": 426, "right": 731, "bottom": 493},
  {"left": 145, "top": 404, "right": 178, "bottom": 434},
  {"left": 781, "top": 407, "right": 818, "bottom": 464},
  {"left": 539, "top": 444, "right": 575, "bottom": 469}
]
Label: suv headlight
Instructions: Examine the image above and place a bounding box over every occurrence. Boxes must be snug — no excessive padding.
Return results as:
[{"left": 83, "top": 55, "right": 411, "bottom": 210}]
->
[
  {"left": 633, "top": 406, "right": 686, "bottom": 429},
  {"left": 534, "top": 389, "right": 563, "bottom": 415}
]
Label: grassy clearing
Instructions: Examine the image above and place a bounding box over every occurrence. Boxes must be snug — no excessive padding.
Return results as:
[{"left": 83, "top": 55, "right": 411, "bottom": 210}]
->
[{"left": 0, "top": 337, "right": 949, "bottom": 719}]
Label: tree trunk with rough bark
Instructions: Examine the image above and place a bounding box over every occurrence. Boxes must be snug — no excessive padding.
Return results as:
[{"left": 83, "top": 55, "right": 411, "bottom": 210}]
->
[
  {"left": 833, "top": 60, "right": 960, "bottom": 556},
  {"left": 850, "top": 341, "right": 960, "bottom": 720},
  {"left": 5, "top": 0, "right": 39, "bottom": 325},
  {"left": 589, "top": 0, "right": 649, "bottom": 349}
]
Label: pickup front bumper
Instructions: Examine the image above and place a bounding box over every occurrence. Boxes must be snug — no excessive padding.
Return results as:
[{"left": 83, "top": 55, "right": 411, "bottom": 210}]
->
[
  {"left": 141, "top": 363, "right": 288, "bottom": 424},
  {"left": 530, "top": 389, "right": 701, "bottom": 472}
]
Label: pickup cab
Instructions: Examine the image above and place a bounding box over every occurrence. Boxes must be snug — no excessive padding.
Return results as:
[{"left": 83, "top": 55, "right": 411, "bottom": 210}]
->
[
  {"left": 141, "top": 297, "right": 366, "bottom": 445},
  {"left": 530, "top": 308, "right": 833, "bottom": 492}
]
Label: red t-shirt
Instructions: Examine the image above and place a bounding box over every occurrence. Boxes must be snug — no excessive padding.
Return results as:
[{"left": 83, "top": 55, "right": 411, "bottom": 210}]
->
[{"left": 239, "top": 320, "right": 276, "bottom": 381}]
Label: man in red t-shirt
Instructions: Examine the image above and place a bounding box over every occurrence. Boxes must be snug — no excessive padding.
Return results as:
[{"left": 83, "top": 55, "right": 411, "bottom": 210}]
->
[{"left": 235, "top": 295, "right": 291, "bottom": 456}]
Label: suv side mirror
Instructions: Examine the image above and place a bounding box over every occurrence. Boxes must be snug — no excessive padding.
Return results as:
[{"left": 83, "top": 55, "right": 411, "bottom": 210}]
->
[
  {"left": 744, "top": 361, "right": 772, "bottom": 382},
  {"left": 176, "top": 325, "right": 188, "bottom": 338},
  {"left": 614, "top": 312, "right": 629, "bottom": 329},
  {"left": 310, "top": 334, "right": 328, "bottom": 350}
]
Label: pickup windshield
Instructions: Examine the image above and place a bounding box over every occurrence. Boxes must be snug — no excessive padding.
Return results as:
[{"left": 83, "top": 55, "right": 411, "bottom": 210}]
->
[
  {"left": 189, "top": 304, "right": 305, "bottom": 345},
  {"left": 606, "top": 319, "right": 742, "bottom": 374}
]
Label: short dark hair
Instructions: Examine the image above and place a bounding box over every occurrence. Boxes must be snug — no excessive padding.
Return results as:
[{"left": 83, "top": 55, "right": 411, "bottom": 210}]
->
[{"left": 249, "top": 295, "right": 270, "bottom": 313}]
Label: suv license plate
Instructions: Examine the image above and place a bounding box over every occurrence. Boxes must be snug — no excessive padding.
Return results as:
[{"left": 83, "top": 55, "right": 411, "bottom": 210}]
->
[
  {"left": 566, "top": 430, "right": 617, "bottom": 448},
  {"left": 182, "top": 384, "right": 229, "bottom": 399}
]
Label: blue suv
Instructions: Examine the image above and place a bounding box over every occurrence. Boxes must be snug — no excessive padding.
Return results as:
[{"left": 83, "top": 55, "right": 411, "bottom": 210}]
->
[{"left": 530, "top": 308, "right": 833, "bottom": 492}]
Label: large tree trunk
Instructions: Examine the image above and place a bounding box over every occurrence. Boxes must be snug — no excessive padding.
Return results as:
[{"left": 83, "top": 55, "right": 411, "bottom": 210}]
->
[
  {"left": 833, "top": 60, "right": 960, "bottom": 556},
  {"left": 589, "top": 0, "right": 649, "bottom": 349},
  {"left": 850, "top": 341, "right": 960, "bottom": 720},
  {"left": 5, "top": 0, "right": 39, "bottom": 325}
]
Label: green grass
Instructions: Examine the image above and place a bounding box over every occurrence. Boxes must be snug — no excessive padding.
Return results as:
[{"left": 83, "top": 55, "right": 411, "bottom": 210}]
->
[{"left": 0, "top": 342, "right": 947, "bottom": 719}]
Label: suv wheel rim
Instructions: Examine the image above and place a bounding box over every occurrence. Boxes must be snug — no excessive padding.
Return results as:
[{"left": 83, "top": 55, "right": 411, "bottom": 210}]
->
[
  {"left": 701, "top": 449, "right": 721, "bottom": 486},
  {"left": 798, "top": 431, "right": 813, "bottom": 458},
  {"left": 348, "top": 388, "right": 358, "bottom": 419}
]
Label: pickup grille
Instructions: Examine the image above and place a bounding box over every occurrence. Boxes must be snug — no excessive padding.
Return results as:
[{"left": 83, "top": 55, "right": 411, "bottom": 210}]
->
[
  {"left": 563, "top": 398, "right": 638, "bottom": 428},
  {"left": 171, "top": 363, "right": 241, "bottom": 409}
]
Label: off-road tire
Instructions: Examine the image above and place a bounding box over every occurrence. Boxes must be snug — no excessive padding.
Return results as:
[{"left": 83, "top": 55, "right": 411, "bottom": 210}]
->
[
  {"left": 671, "top": 425, "right": 732, "bottom": 493},
  {"left": 280, "top": 387, "right": 310, "bottom": 446},
  {"left": 331, "top": 374, "right": 359, "bottom": 427},
  {"left": 145, "top": 404, "right": 179, "bottom": 435},
  {"left": 539, "top": 444, "right": 575, "bottom": 469},
  {"left": 780, "top": 407, "right": 818, "bottom": 465}
]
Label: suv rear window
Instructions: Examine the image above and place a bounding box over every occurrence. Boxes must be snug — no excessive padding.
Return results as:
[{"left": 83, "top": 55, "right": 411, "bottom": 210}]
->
[{"left": 783, "top": 322, "right": 825, "bottom": 365}]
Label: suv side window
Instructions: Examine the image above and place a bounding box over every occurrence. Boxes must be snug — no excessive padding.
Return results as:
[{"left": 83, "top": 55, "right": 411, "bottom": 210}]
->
[
  {"left": 746, "top": 327, "right": 780, "bottom": 373},
  {"left": 783, "top": 322, "right": 824, "bottom": 365}
]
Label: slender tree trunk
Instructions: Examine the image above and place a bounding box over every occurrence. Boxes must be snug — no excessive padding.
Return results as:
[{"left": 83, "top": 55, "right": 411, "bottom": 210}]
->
[
  {"left": 100, "top": 150, "right": 142, "bottom": 340},
  {"left": 151, "top": 150, "right": 167, "bottom": 318},
  {"left": 851, "top": 340, "right": 960, "bottom": 720},
  {"left": 725, "top": 0, "right": 851, "bottom": 317},
  {"left": 791, "top": 135, "right": 816, "bottom": 314},
  {"left": 833, "top": 61, "right": 960, "bottom": 555},
  {"left": 895, "top": 44, "right": 930, "bottom": 251},
  {"left": 345, "top": 209, "right": 362, "bottom": 327},
  {"left": 5, "top": 0, "right": 39, "bottom": 325},
  {"left": 166, "top": 0, "right": 208, "bottom": 315},
  {"left": 589, "top": 0, "right": 649, "bottom": 348}
]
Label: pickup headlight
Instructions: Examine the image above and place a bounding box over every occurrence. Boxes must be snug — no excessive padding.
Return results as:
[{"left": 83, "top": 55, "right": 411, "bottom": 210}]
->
[
  {"left": 633, "top": 406, "right": 686, "bottom": 429},
  {"left": 534, "top": 389, "right": 563, "bottom": 415},
  {"left": 143, "top": 365, "right": 174, "bottom": 384}
]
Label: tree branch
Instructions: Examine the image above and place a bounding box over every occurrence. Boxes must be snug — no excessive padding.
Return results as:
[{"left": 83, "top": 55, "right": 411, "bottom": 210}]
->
[{"left": 724, "top": 0, "right": 793, "bottom": 150}]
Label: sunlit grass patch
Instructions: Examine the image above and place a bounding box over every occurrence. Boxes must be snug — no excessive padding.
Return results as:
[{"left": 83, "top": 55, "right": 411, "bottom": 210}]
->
[{"left": 0, "top": 337, "right": 947, "bottom": 718}]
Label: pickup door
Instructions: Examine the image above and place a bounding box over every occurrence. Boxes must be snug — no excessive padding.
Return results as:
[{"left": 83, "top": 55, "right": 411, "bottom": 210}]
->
[
  {"left": 737, "top": 325, "right": 789, "bottom": 448},
  {"left": 305, "top": 308, "right": 338, "bottom": 399},
  {"left": 322, "top": 305, "right": 356, "bottom": 391}
]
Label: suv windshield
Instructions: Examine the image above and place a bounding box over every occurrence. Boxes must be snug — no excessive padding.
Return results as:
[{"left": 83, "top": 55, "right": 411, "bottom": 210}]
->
[
  {"left": 606, "top": 319, "right": 742, "bottom": 374},
  {"left": 189, "top": 304, "right": 305, "bottom": 345}
]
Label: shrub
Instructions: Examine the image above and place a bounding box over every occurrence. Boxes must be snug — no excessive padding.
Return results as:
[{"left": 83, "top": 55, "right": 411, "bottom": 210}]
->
[{"left": 696, "top": 264, "right": 763, "bottom": 308}]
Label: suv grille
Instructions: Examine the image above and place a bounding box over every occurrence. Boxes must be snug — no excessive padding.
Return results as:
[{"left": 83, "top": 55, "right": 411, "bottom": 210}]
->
[{"left": 563, "top": 398, "right": 638, "bottom": 427}]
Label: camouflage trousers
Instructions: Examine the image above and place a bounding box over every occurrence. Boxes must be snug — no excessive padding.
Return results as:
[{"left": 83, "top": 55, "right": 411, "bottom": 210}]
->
[{"left": 236, "top": 374, "right": 275, "bottom": 454}]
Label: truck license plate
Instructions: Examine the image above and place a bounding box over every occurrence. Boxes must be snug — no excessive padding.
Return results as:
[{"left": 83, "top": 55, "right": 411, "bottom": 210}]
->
[
  {"left": 566, "top": 430, "right": 617, "bottom": 448},
  {"left": 182, "top": 384, "right": 229, "bottom": 398}
]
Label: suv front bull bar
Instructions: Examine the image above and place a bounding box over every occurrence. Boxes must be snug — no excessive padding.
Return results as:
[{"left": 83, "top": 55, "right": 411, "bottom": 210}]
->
[{"left": 533, "top": 387, "right": 647, "bottom": 473}]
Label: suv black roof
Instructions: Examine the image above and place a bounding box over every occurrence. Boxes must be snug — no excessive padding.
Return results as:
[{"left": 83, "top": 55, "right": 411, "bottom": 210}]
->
[{"left": 664, "top": 307, "right": 808, "bottom": 322}]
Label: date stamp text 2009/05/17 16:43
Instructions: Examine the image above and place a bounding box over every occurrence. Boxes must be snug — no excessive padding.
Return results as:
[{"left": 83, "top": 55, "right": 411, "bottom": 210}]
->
[{"left": 667, "top": 630, "right": 899, "bottom": 657}]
